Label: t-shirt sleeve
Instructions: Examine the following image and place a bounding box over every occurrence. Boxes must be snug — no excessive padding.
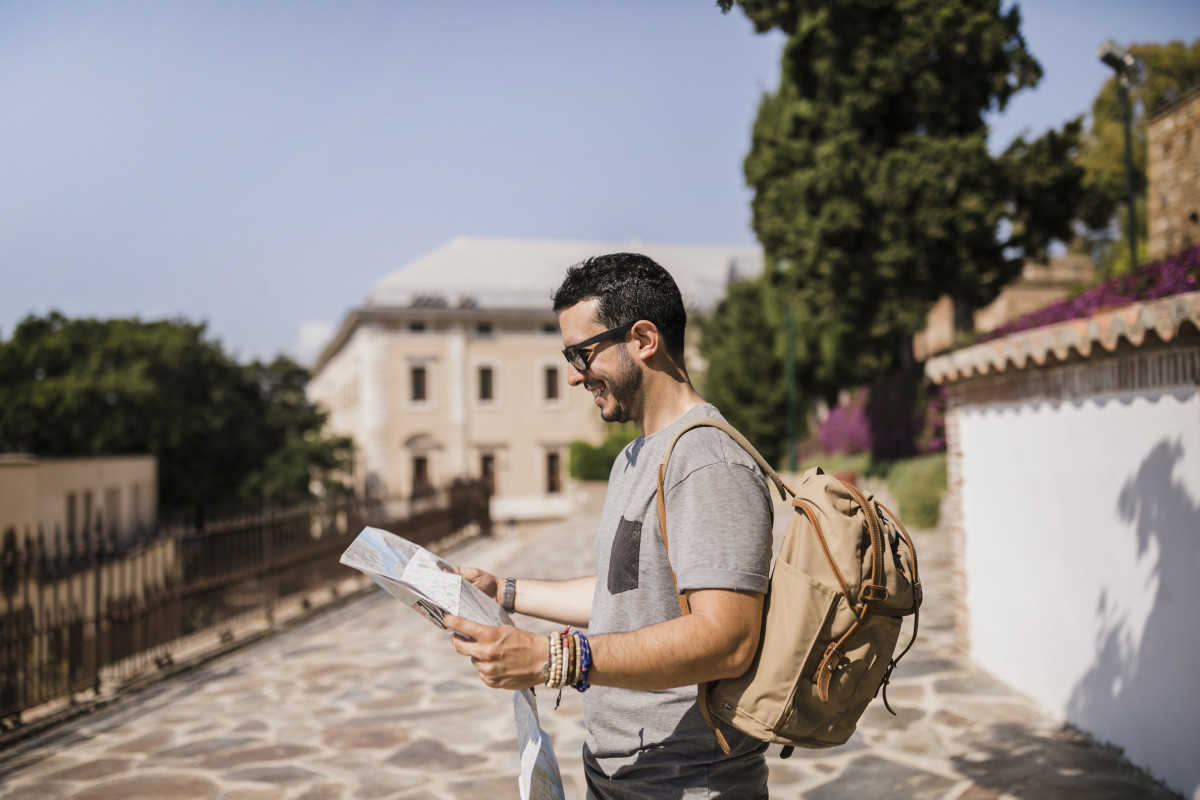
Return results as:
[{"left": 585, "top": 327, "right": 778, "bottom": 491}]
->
[{"left": 664, "top": 461, "right": 773, "bottom": 594}]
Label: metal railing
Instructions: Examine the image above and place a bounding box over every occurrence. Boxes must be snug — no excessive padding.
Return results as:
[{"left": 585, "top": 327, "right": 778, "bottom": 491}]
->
[{"left": 0, "top": 479, "right": 490, "bottom": 725}]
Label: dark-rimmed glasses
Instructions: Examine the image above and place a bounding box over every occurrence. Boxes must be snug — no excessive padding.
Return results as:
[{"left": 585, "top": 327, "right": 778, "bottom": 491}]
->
[{"left": 561, "top": 322, "right": 635, "bottom": 371}]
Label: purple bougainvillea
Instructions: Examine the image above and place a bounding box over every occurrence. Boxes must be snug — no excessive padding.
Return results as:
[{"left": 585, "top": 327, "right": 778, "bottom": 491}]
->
[
  {"left": 980, "top": 243, "right": 1200, "bottom": 343},
  {"left": 816, "top": 369, "right": 948, "bottom": 458},
  {"left": 813, "top": 245, "right": 1199, "bottom": 461},
  {"left": 817, "top": 388, "right": 872, "bottom": 456}
]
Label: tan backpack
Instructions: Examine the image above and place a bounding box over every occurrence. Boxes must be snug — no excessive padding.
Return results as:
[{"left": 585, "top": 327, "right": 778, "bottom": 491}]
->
[{"left": 656, "top": 418, "right": 922, "bottom": 757}]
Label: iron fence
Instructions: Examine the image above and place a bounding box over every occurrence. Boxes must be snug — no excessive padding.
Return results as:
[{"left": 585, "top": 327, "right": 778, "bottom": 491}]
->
[{"left": 0, "top": 479, "right": 490, "bottom": 725}]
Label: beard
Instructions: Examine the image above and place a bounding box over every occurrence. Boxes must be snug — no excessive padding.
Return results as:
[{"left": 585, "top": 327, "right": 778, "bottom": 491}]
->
[{"left": 598, "top": 345, "right": 643, "bottom": 424}]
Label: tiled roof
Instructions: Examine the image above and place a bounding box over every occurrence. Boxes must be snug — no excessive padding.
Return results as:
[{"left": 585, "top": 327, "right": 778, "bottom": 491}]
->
[
  {"left": 364, "top": 236, "right": 763, "bottom": 313},
  {"left": 925, "top": 290, "right": 1200, "bottom": 385}
]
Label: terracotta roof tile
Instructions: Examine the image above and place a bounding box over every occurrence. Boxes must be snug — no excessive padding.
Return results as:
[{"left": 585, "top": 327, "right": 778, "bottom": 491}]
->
[{"left": 925, "top": 290, "right": 1200, "bottom": 384}]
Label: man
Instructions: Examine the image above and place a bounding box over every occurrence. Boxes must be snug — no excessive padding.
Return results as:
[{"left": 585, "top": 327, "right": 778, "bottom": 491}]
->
[{"left": 444, "top": 252, "right": 774, "bottom": 799}]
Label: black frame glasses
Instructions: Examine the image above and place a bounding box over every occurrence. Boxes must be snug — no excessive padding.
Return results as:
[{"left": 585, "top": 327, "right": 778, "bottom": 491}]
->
[{"left": 561, "top": 322, "right": 635, "bottom": 371}]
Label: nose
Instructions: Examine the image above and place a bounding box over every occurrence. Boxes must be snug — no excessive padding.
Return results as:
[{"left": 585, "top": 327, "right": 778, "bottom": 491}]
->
[{"left": 566, "top": 362, "right": 586, "bottom": 386}]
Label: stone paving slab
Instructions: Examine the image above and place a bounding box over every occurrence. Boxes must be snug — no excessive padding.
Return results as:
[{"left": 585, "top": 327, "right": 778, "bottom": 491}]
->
[{"left": 0, "top": 483, "right": 1182, "bottom": 799}]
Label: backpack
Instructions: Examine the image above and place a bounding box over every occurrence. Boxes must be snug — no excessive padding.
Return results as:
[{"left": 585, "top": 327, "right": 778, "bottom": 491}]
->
[{"left": 655, "top": 418, "right": 922, "bottom": 757}]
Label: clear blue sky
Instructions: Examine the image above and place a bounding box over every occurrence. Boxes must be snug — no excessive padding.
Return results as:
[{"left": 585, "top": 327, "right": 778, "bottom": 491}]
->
[{"left": 1, "top": 1, "right": 1196, "bottom": 364}]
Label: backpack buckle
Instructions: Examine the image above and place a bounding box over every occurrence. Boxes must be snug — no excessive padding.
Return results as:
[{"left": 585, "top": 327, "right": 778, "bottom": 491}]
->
[{"left": 862, "top": 584, "right": 889, "bottom": 602}]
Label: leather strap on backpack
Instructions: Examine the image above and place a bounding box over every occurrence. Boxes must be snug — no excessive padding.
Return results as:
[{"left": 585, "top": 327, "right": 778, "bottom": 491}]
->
[
  {"left": 655, "top": 418, "right": 792, "bottom": 756},
  {"left": 872, "top": 501, "right": 922, "bottom": 713},
  {"left": 807, "top": 479, "right": 892, "bottom": 700}
]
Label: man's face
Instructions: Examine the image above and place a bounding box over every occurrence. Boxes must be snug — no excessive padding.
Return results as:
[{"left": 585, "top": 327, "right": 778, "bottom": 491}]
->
[{"left": 558, "top": 299, "right": 643, "bottom": 424}]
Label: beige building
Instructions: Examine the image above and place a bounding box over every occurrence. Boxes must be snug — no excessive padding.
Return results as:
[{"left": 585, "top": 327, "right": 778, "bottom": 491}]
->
[
  {"left": 308, "top": 237, "right": 762, "bottom": 520},
  {"left": 0, "top": 454, "right": 157, "bottom": 552},
  {"left": 1147, "top": 87, "right": 1200, "bottom": 261}
]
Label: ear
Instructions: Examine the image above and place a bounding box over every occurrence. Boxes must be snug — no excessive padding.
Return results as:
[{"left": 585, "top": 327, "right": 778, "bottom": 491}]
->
[{"left": 629, "top": 320, "right": 660, "bottom": 362}]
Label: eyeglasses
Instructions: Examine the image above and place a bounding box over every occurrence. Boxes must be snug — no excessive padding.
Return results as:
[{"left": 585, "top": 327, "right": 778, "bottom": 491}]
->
[{"left": 561, "top": 322, "right": 635, "bottom": 371}]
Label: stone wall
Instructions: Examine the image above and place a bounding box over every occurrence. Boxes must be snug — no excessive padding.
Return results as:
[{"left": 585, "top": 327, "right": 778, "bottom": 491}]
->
[{"left": 1147, "top": 89, "right": 1200, "bottom": 261}]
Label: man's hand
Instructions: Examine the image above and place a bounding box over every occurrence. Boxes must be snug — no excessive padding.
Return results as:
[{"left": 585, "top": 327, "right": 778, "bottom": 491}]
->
[
  {"left": 444, "top": 615, "right": 547, "bottom": 690},
  {"left": 454, "top": 566, "right": 500, "bottom": 605}
]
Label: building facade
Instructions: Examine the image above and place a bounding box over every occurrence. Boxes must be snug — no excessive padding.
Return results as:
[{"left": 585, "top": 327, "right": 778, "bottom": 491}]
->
[
  {"left": 925, "top": 291, "right": 1200, "bottom": 798},
  {"left": 0, "top": 454, "right": 157, "bottom": 552},
  {"left": 308, "top": 237, "right": 762, "bottom": 519},
  {"left": 1147, "top": 88, "right": 1200, "bottom": 262}
]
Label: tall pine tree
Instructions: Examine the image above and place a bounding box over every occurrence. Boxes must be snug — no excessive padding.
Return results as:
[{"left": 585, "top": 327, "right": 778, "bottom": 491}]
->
[{"left": 719, "top": 0, "right": 1082, "bottom": 399}]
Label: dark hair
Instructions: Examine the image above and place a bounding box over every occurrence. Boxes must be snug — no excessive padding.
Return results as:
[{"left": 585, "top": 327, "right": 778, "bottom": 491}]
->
[{"left": 551, "top": 253, "right": 687, "bottom": 357}]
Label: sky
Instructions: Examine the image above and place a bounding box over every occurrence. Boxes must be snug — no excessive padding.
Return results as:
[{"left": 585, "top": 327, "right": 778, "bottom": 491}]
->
[{"left": 1, "top": 1, "right": 1197, "bottom": 365}]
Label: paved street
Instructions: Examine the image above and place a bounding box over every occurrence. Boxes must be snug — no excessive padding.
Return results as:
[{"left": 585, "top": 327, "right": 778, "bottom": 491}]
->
[{"left": 0, "top": 482, "right": 1181, "bottom": 800}]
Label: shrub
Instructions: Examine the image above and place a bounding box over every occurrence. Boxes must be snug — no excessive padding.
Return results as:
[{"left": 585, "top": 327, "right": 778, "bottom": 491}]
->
[
  {"left": 816, "top": 368, "right": 946, "bottom": 461},
  {"left": 568, "top": 426, "right": 638, "bottom": 481},
  {"left": 798, "top": 451, "right": 875, "bottom": 479},
  {"left": 816, "top": 389, "right": 871, "bottom": 455},
  {"left": 886, "top": 454, "right": 947, "bottom": 528}
]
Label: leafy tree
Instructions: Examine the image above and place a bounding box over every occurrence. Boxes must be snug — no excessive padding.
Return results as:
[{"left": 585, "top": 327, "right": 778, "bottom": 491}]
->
[
  {"left": 0, "top": 313, "right": 351, "bottom": 514},
  {"left": 698, "top": 274, "right": 792, "bottom": 465},
  {"left": 718, "top": 0, "right": 1083, "bottom": 399},
  {"left": 1076, "top": 38, "right": 1200, "bottom": 275},
  {"left": 236, "top": 356, "right": 354, "bottom": 507}
]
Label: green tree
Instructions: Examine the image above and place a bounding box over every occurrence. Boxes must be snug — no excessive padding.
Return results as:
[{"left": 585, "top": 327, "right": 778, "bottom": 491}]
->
[
  {"left": 236, "top": 356, "right": 354, "bottom": 507},
  {"left": 698, "top": 274, "right": 791, "bottom": 464},
  {"left": 0, "top": 313, "right": 350, "bottom": 514},
  {"left": 1076, "top": 38, "right": 1200, "bottom": 275},
  {"left": 719, "top": 0, "right": 1083, "bottom": 399}
]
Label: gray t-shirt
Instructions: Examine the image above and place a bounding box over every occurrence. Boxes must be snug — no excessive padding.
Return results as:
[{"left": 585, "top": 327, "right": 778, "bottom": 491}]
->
[{"left": 582, "top": 403, "right": 773, "bottom": 800}]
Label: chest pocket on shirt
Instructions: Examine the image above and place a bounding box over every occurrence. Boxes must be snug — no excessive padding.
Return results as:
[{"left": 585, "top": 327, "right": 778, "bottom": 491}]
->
[{"left": 607, "top": 516, "right": 642, "bottom": 595}]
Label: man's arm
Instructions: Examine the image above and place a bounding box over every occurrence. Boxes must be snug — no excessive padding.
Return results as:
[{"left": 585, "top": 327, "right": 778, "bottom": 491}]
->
[
  {"left": 588, "top": 587, "right": 762, "bottom": 689},
  {"left": 456, "top": 566, "right": 594, "bottom": 628},
  {"left": 443, "top": 586, "right": 762, "bottom": 691}
]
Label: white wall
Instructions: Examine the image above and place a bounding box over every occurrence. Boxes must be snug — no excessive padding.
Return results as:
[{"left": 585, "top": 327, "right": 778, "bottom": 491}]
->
[{"left": 958, "top": 387, "right": 1200, "bottom": 799}]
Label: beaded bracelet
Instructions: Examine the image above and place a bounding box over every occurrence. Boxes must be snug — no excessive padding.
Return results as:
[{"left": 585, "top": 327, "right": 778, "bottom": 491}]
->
[
  {"left": 546, "top": 633, "right": 562, "bottom": 689},
  {"left": 576, "top": 633, "right": 585, "bottom": 690},
  {"left": 555, "top": 626, "right": 571, "bottom": 708},
  {"left": 574, "top": 632, "right": 592, "bottom": 692}
]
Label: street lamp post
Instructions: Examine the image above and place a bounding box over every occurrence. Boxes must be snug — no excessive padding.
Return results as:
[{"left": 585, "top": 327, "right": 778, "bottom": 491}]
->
[{"left": 1098, "top": 40, "right": 1139, "bottom": 270}]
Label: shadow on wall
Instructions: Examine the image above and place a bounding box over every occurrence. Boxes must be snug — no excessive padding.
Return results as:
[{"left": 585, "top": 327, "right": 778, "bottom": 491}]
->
[{"left": 1067, "top": 438, "right": 1200, "bottom": 798}]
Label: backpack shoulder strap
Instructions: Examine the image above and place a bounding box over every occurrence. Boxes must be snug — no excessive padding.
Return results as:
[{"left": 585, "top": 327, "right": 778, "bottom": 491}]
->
[
  {"left": 653, "top": 417, "right": 792, "bottom": 756},
  {"left": 654, "top": 417, "right": 792, "bottom": 610},
  {"left": 659, "top": 418, "right": 792, "bottom": 502}
]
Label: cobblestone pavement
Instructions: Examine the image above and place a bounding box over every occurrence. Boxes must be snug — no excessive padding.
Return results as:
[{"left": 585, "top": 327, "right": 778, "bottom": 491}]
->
[{"left": 0, "top": 483, "right": 1181, "bottom": 800}]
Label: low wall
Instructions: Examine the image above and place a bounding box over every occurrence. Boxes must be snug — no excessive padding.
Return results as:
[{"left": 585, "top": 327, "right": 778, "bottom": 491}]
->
[{"left": 937, "top": 332, "right": 1200, "bottom": 800}]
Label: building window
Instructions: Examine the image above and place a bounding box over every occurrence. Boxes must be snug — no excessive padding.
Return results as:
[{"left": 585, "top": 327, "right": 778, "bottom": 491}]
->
[
  {"left": 479, "top": 366, "right": 494, "bottom": 402},
  {"left": 543, "top": 323, "right": 557, "bottom": 334},
  {"left": 412, "top": 456, "right": 432, "bottom": 496},
  {"left": 409, "top": 321, "right": 426, "bottom": 332},
  {"left": 481, "top": 454, "right": 495, "bottom": 495},
  {"left": 411, "top": 366, "right": 427, "bottom": 402},
  {"left": 545, "top": 366, "right": 559, "bottom": 400},
  {"left": 476, "top": 322, "right": 493, "bottom": 335},
  {"left": 547, "top": 451, "right": 561, "bottom": 495}
]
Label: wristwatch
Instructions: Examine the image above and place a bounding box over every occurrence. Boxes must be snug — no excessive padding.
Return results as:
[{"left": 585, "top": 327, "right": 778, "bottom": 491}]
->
[{"left": 502, "top": 577, "right": 516, "bottom": 613}]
